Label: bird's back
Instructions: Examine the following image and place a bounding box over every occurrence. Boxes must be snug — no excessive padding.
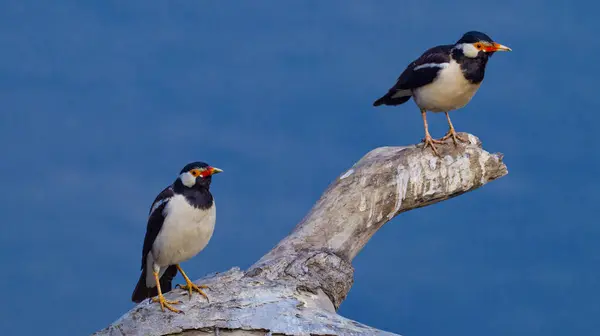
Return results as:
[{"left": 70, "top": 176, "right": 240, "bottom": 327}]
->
[{"left": 373, "top": 44, "right": 453, "bottom": 107}]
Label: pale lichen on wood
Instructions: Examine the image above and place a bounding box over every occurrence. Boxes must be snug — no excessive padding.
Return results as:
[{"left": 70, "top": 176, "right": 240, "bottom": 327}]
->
[{"left": 94, "top": 133, "right": 507, "bottom": 336}]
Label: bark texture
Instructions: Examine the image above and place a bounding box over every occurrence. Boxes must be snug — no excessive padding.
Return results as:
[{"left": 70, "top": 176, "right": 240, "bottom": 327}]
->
[{"left": 94, "top": 133, "right": 508, "bottom": 336}]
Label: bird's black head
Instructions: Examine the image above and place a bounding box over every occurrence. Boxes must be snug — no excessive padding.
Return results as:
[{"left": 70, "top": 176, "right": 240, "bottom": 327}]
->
[
  {"left": 457, "top": 31, "right": 494, "bottom": 44},
  {"left": 176, "top": 161, "right": 223, "bottom": 190},
  {"left": 454, "top": 31, "right": 511, "bottom": 59}
]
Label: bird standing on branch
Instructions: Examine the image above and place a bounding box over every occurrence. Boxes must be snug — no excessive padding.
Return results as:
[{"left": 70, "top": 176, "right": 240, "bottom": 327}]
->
[
  {"left": 373, "top": 31, "right": 511, "bottom": 156},
  {"left": 131, "top": 162, "right": 223, "bottom": 313}
]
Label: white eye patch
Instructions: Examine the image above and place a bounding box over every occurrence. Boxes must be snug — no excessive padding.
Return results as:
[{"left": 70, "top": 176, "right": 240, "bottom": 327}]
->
[
  {"left": 457, "top": 43, "right": 480, "bottom": 58},
  {"left": 180, "top": 171, "right": 196, "bottom": 187}
]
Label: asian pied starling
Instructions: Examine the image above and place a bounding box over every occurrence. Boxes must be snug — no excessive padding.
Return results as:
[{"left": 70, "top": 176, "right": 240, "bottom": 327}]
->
[
  {"left": 373, "top": 31, "right": 511, "bottom": 156},
  {"left": 131, "top": 162, "right": 223, "bottom": 313}
]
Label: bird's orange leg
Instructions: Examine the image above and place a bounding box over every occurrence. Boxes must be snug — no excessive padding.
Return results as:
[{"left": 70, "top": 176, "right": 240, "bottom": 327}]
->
[
  {"left": 421, "top": 109, "right": 443, "bottom": 156},
  {"left": 152, "top": 271, "right": 182, "bottom": 313},
  {"left": 175, "top": 265, "right": 210, "bottom": 302},
  {"left": 439, "top": 112, "right": 468, "bottom": 145}
]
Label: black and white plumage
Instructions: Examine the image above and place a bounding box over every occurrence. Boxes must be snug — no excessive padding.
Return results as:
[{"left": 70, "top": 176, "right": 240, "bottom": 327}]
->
[
  {"left": 131, "top": 162, "right": 223, "bottom": 312},
  {"left": 373, "top": 31, "right": 511, "bottom": 155}
]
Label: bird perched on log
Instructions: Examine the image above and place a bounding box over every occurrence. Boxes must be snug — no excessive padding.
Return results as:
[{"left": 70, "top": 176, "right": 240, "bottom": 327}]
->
[
  {"left": 373, "top": 31, "right": 511, "bottom": 156},
  {"left": 131, "top": 162, "right": 223, "bottom": 313}
]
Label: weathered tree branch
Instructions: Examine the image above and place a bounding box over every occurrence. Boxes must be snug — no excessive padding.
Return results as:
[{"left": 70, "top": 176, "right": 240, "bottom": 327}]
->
[{"left": 95, "top": 133, "right": 507, "bottom": 336}]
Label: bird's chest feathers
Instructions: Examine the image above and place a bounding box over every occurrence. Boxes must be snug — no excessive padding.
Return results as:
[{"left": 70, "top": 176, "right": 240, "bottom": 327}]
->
[
  {"left": 152, "top": 195, "right": 216, "bottom": 266},
  {"left": 414, "top": 60, "right": 481, "bottom": 112}
]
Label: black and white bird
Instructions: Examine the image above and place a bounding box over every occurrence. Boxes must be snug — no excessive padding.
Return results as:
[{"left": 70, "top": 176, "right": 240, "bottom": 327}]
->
[
  {"left": 373, "top": 31, "right": 511, "bottom": 155},
  {"left": 131, "top": 162, "right": 223, "bottom": 313}
]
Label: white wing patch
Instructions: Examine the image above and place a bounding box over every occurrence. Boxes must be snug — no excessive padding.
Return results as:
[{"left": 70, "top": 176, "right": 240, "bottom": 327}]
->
[
  {"left": 413, "top": 62, "right": 450, "bottom": 71},
  {"left": 413, "top": 63, "right": 450, "bottom": 71},
  {"left": 150, "top": 197, "right": 171, "bottom": 217}
]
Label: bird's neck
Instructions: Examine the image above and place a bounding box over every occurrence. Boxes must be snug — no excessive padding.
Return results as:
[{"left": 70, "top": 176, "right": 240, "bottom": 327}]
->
[
  {"left": 451, "top": 48, "right": 488, "bottom": 84},
  {"left": 173, "top": 181, "right": 214, "bottom": 210},
  {"left": 182, "top": 188, "right": 214, "bottom": 210}
]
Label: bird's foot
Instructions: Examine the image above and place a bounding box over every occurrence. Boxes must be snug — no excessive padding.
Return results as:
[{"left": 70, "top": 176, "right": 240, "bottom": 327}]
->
[
  {"left": 422, "top": 135, "right": 444, "bottom": 157},
  {"left": 439, "top": 128, "right": 468, "bottom": 146},
  {"left": 151, "top": 294, "right": 182, "bottom": 313},
  {"left": 177, "top": 282, "right": 210, "bottom": 302}
]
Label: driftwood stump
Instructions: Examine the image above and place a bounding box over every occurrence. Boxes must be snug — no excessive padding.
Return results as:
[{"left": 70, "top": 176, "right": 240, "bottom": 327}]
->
[{"left": 94, "top": 133, "right": 508, "bottom": 336}]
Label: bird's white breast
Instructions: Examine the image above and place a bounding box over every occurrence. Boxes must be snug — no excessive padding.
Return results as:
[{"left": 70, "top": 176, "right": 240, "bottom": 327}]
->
[
  {"left": 413, "top": 59, "right": 481, "bottom": 112},
  {"left": 152, "top": 195, "right": 216, "bottom": 267}
]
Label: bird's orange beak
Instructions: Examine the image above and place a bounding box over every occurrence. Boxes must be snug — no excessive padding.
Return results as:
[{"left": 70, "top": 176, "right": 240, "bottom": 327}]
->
[
  {"left": 208, "top": 167, "right": 223, "bottom": 175},
  {"left": 200, "top": 166, "right": 223, "bottom": 177},
  {"left": 486, "top": 42, "right": 512, "bottom": 52}
]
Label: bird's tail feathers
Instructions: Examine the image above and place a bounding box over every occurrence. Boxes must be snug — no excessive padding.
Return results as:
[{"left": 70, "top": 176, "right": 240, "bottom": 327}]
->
[{"left": 131, "top": 265, "right": 178, "bottom": 303}]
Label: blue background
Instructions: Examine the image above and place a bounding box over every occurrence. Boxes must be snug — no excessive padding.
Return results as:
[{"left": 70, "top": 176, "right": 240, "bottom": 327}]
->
[{"left": 1, "top": 1, "right": 598, "bottom": 335}]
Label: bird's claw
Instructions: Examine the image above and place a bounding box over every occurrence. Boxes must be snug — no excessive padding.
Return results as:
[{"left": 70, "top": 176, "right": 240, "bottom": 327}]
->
[
  {"left": 438, "top": 128, "right": 468, "bottom": 146},
  {"left": 422, "top": 135, "right": 443, "bottom": 157},
  {"left": 177, "top": 282, "right": 210, "bottom": 303},
  {"left": 152, "top": 295, "right": 183, "bottom": 313}
]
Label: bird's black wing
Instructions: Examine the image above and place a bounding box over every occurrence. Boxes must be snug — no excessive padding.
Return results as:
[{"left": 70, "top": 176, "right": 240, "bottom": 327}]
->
[
  {"left": 373, "top": 45, "right": 453, "bottom": 106},
  {"left": 140, "top": 186, "right": 174, "bottom": 270},
  {"left": 131, "top": 186, "right": 179, "bottom": 303},
  {"left": 396, "top": 44, "right": 453, "bottom": 89}
]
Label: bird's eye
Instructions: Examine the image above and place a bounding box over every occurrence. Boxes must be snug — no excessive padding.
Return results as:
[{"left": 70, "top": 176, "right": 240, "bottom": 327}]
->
[
  {"left": 474, "top": 43, "right": 482, "bottom": 50},
  {"left": 190, "top": 169, "right": 200, "bottom": 177}
]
